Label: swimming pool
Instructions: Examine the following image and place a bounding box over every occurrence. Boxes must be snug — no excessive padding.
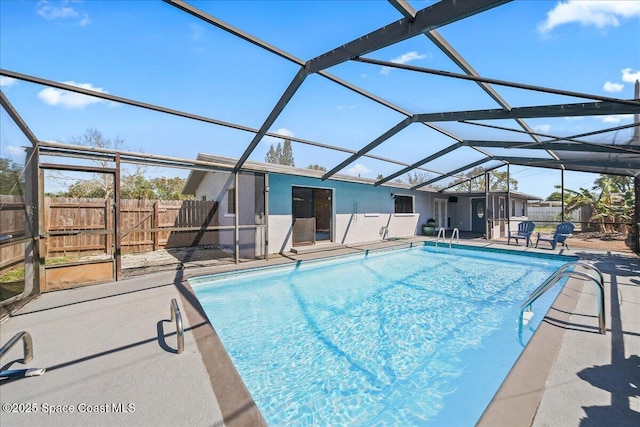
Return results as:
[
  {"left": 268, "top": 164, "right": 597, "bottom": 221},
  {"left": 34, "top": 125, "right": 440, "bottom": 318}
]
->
[{"left": 190, "top": 245, "right": 570, "bottom": 426}]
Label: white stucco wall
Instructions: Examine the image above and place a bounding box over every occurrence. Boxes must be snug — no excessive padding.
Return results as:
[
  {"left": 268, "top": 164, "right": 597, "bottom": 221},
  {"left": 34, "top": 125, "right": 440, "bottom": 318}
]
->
[{"left": 453, "top": 197, "right": 472, "bottom": 231}]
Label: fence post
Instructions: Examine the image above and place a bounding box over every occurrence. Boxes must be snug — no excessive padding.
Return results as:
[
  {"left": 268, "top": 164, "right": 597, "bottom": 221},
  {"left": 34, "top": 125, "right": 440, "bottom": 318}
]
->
[
  {"left": 104, "top": 198, "right": 111, "bottom": 255},
  {"left": 153, "top": 200, "right": 159, "bottom": 251}
]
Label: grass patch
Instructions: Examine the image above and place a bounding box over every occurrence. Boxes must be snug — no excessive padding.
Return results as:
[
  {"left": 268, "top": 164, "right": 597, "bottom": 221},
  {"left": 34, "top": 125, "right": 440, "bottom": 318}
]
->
[
  {"left": 46, "top": 256, "right": 79, "bottom": 265},
  {"left": 0, "top": 266, "right": 25, "bottom": 284},
  {"left": 0, "top": 266, "right": 26, "bottom": 301},
  {"left": 0, "top": 281, "right": 25, "bottom": 301}
]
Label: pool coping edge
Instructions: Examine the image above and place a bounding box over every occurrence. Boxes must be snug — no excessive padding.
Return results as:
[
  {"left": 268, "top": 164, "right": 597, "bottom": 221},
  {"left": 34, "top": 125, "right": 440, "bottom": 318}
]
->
[{"left": 476, "top": 277, "right": 585, "bottom": 426}]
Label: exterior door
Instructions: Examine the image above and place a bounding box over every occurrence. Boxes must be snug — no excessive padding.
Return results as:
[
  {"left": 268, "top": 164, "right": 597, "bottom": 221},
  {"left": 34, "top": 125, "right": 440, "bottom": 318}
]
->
[
  {"left": 434, "top": 198, "right": 448, "bottom": 230},
  {"left": 471, "top": 198, "right": 486, "bottom": 233},
  {"left": 41, "top": 166, "right": 117, "bottom": 291},
  {"left": 292, "top": 186, "right": 332, "bottom": 244}
]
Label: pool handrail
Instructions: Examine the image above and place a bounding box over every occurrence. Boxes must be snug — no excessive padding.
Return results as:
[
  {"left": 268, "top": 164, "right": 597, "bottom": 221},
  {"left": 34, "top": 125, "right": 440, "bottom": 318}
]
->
[
  {"left": 0, "top": 331, "right": 34, "bottom": 364},
  {"left": 519, "top": 261, "right": 605, "bottom": 335},
  {"left": 0, "top": 331, "right": 47, "bottom": 378},
  {"left": 521, "top": 262, "right": 603, "bottom": 310},
  {"left": 436, "top": 228, "right": 446, "bottom": 247},
  {"left": 449, "top": 228, "right": 459, "bottom": 248},
  {"left": 170, "top": 298, "right": 185, "bottom": 354}
]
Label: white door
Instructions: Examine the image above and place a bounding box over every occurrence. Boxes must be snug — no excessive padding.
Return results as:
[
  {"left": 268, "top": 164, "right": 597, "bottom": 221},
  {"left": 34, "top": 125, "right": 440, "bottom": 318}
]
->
[{"left": 434, "top": 198, "right": 448, "bottom": 230}]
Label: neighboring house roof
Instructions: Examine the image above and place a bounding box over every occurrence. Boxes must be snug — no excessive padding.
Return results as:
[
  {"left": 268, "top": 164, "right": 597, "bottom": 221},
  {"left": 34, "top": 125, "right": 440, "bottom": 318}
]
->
[{"left": 182, "top": 153, "right": 421, "bottom": 195}]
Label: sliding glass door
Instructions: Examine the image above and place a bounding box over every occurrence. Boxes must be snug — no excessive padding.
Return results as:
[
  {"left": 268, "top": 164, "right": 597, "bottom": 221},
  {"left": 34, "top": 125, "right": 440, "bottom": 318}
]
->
[{"left": 292, "top": 186, "right": 332, "bottom": 244}]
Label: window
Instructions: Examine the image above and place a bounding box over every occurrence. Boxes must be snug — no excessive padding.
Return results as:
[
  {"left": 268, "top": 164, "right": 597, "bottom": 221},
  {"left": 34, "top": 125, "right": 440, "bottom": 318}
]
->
[
  {"left": 201, "top": 195, "right": 207, "bottom": 201},
  {"left": 227, "top": 188, "right": 236, "bottom": 215},
  {"left": 394, "top": 195, "right": 413, "bottom": 213}
]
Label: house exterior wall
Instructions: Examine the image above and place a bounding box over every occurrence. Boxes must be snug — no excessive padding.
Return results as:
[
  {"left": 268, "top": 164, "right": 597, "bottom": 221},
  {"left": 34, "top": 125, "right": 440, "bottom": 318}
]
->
[
  {"left": 450, "top": 197, "right": 472, "bottom": 231},
  {"left": 193, "top": 171, "right": 260, "bottom": 256},
  {"left": 269, "top": 174, "right": 431, "bottom": 253},
  {"left": 192, "top": 170, "right": 542, "bottom": 253}
]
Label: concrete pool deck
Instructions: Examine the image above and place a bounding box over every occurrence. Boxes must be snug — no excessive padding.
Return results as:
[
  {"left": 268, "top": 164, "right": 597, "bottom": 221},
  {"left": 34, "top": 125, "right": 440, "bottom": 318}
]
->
[{"left": 1, "top": 237, "right": 638, "bottom": 426}]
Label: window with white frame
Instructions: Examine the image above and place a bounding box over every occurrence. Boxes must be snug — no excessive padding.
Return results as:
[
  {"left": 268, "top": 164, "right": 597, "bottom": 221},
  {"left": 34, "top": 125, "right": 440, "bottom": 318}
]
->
[{"left": 394, "top": 195, "right": 413, "bottom": 213}]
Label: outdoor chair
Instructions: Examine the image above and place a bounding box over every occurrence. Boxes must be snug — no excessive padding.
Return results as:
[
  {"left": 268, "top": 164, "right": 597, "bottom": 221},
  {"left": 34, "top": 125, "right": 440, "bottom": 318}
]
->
[
  {"left": 507, "top": 221, "right": 536, "bottom": 247},
  {"left": 535, "top": 222, "right": 575, "bottom": 250}
]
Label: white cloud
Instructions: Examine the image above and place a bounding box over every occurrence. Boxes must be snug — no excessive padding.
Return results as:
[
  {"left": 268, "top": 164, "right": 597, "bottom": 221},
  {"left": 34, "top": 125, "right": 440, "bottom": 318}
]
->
[
  {"left": 337, "top": 105, "right": 356, "bottom": 110},
  {"left": 344, "top": 163, "right": 371, "bottom": 177},
  {"left": 264, "top": 128, "right": 294, "bottom": 143},
  {"left": 534, "top": 124, "right": 551, "bottom": 133},
  {"left": 381, "top": 51, "right": 428, "bottom": 75},
  {"left": 37, "top": 81, "right": 109, "bottom": 109},
  {"left": 601, "top": 114, "right": 632, "bottom": 124},
  {"left": 273, "top": 128, "right": 293, "bottom": 137},
  {"left": 538, "top": 1, "right": 640, "bottom": 34},
  {"left": 3, "top": 145, "right": 26, "bottom": 162},
  {"left": 621, "top": 68, "right": 640, "bottom": 82},
  {"left": 0, "top": 76, "right": 18, "bottom": 87},
  {"left": 37, "top": 1, "right": 90, "bottom": 26},
  {"left": 603, "top": 81, "right": 624, "bottom": 92}
]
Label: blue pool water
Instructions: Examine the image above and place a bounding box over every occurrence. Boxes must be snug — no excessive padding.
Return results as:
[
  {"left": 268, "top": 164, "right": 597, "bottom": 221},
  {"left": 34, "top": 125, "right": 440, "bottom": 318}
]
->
[{"left": 191, "top": 246, "right": 569, "bottom": 426}]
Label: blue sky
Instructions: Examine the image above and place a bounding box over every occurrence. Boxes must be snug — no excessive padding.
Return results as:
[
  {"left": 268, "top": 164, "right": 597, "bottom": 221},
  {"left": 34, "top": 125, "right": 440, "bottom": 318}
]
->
[{"left": 1, "top": 0, "right": 639, "bottom": 198}]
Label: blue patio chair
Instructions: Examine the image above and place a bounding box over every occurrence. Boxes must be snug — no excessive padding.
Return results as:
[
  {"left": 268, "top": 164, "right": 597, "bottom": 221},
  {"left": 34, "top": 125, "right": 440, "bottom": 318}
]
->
[
  {"left": 507, "top": 221, "right": 536, "bottom": 247},
  {"left": 535, "top": 222, "right": 575, "bottom": 250}
]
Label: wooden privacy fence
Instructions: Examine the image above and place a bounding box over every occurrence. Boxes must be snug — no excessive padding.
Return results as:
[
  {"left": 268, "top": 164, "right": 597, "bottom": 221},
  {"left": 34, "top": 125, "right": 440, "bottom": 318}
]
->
[
  {"left": 44, "top": 197, "right": 220, "bottom": 257},
  {"left": 0, "top": 195, "right": 26, "bottom": 269}
]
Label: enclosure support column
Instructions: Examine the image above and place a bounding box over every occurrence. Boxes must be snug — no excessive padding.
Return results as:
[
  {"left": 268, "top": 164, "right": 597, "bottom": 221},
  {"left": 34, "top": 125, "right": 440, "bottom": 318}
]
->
[
  {"left": 264, "top": 174, "right": 269, "bottom": 261},
  {"left": 635, "top": 175, "right": 639, "bottom": 255},
  {"left": 114, "top": 154, "right": 122, "bottom": 280},
  {"left": 506, "top": 164, "right": 511, "bottom": 232},
  {"left": 484, "top": 171, "right": 490, "bottom": 239},
  {"left": 24, "top": 147, "right": 40, "bottom": 296},
  {"left": 234, "top": 172, "right": 240, "bottom": 264},
  {"left": 561, "top": 169, "right": 565, "bottom": 223}
]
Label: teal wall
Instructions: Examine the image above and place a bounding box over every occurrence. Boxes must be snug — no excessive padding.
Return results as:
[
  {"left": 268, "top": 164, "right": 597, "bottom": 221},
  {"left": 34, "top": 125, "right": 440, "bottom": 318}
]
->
[{"left": 269, "top": 173, "right": 395, "bottom": 215}]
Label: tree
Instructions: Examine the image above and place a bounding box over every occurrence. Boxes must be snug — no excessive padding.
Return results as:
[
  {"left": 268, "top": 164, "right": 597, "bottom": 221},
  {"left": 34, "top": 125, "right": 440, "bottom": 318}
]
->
[
  {"left": 281, "top": 139, "right": 295, "bottom": 166},
  {"left": 53, "top": 128, "right": 146, "bottom": 198},
  {"left": 404, "top": 171, "right": 431, "bottom": 186},
  {"left": 448, "top": 167, "right": 518, "bottom": 192},
  {"left": 0, "top": 158, "right": 24, "bottom": 196},
  {"left": 491, "top": 171, "right": 518, "bottom": 191},
  {"left": 265, "top": 144, "right": 279, "bottom": 164},
  {"left": 546, "top": 188, "right": 563, "bottom": 201},
  {"left": 308, "top": 164, "right": 326, "bottom": 171},
  {"left": 70, "top": 128, "right": 126, "bottom": 198},
  {"left": 121, "top": 174, "right": 154, "bottom": 200},
  {"left": 564, "top": 174, "right": 634, "bottom": 232},
  {"left": 150, "top": 177, "right": 192, "bottom": 200},
  {"left": 265, "top": 139, "right": 295, "bottom": 166}
]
